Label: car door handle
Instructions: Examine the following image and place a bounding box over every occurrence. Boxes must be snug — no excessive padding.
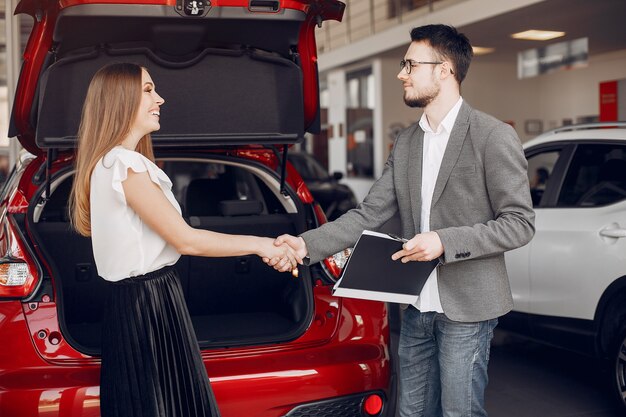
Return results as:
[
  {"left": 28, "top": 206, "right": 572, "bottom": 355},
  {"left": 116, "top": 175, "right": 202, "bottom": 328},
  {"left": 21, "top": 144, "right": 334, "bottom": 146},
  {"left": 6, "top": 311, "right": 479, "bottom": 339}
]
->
[{"left": 599, "top": 228, "right": 626, "bottom": 238}]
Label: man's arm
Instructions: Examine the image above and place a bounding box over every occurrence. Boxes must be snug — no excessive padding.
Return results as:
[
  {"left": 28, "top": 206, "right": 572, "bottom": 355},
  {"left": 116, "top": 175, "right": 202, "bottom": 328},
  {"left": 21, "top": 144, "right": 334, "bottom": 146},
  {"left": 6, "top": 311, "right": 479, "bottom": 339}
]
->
[
  {"left": 301, "top": 147, "right": 401, "bottom": 264},
  {"left": 276, "top": 130, "right": 416, "bottom": 264}
]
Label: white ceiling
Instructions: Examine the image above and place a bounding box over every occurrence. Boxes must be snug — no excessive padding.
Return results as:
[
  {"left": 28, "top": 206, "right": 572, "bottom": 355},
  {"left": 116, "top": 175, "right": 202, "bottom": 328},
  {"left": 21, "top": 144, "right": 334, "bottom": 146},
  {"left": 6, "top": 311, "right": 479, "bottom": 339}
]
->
[{"left": 461, "top": 0, "right": 626, "bottom": 62}]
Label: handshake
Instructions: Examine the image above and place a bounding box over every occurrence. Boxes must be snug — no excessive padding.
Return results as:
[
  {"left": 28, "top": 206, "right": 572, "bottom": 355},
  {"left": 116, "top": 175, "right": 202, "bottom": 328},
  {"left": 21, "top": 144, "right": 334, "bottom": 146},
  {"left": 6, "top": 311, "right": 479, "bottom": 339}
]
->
[
  {"left": 258, "top": 230, "right": 445, "bottom": 274},
  {"left": 259, "top": 234, "right": 308, "bottom": 274}
]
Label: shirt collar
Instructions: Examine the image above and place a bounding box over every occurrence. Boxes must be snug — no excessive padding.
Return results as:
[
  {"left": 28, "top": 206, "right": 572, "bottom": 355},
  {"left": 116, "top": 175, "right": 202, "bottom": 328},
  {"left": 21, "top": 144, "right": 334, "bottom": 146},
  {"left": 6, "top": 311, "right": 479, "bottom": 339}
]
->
[{"left": 419, "top": 97, "right": 464, "bottom": 134}]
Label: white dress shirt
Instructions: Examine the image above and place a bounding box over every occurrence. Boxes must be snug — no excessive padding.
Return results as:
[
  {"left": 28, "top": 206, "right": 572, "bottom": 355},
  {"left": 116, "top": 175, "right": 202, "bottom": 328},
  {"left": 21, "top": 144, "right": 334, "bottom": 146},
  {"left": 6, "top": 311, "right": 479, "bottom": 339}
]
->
[
  {"left": 90, "top": 146, "right": 181, "bottom": 282},
  {"left": 412, "top": 97, "right": 464, "bottom": 312}
]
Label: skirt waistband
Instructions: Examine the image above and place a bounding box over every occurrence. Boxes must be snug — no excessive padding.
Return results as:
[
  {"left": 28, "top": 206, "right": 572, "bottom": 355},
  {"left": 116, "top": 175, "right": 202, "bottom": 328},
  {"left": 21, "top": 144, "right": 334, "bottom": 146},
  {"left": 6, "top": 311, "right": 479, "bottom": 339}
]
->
[{"left": 111, "top": 265, "right": 177, "bottom": 285}]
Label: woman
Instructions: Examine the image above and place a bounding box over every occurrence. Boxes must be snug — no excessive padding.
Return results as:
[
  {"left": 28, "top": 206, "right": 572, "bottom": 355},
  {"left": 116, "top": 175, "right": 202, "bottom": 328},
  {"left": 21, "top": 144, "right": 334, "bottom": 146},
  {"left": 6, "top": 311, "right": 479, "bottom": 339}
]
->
[{"left": 70, "top": 62, "right": 299, "bottom": 417}]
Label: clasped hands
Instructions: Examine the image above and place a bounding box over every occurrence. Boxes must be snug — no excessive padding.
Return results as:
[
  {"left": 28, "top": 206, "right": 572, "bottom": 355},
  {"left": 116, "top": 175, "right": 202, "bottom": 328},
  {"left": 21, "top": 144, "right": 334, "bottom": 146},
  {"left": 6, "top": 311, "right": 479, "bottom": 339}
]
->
[
  {"left": 262, "top": 231, "right": 444, "bottom": 273},
  {"left": 258, "top": 236, "right": 304, "bottom": 273}
]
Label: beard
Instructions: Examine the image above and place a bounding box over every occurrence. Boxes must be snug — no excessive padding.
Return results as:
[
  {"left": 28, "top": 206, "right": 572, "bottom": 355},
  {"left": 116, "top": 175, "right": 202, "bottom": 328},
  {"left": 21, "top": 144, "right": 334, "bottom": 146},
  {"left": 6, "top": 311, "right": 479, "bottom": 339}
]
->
[
  {"left": 404, "top": 93, "right": 436, "bottom": 108},
  {"left": 403, "top": 79, "right": 440, "bottom": 108}
]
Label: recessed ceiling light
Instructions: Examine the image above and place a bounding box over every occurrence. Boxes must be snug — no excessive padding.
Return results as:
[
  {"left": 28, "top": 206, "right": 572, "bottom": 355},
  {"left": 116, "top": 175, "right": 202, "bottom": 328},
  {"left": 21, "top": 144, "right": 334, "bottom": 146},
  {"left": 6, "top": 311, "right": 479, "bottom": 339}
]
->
[
  {"left": 511, "top": 30, "right": 566, "bottom": 41},
  {"left": 473, "top": 46, "right": 495, "bottom": 56}
]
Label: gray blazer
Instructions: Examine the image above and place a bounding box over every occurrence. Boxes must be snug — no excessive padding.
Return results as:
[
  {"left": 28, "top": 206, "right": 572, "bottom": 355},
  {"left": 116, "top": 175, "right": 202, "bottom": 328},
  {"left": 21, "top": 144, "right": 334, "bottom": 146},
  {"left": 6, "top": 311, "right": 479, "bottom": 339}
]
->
[{"left": 301, "top": 101, "right": 535, "bottom": 322}]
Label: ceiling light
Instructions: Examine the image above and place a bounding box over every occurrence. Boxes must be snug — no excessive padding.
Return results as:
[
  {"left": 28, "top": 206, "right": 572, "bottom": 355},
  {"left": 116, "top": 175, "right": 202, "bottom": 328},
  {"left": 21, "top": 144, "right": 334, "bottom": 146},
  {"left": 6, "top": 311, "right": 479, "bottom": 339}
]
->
[
  {"left": 472, "top": 46, "right": 495, "bottom": 56},
  {"left": 511, "top": 30, "right": 566, "bottom": 41}
]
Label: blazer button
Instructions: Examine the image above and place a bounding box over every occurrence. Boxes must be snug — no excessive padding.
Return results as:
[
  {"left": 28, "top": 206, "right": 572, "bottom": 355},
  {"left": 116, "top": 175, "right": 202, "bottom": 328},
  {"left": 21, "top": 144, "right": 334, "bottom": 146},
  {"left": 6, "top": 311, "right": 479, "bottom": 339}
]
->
[{"left": 455, "top": 254, "right": 461, "bottom": 259}]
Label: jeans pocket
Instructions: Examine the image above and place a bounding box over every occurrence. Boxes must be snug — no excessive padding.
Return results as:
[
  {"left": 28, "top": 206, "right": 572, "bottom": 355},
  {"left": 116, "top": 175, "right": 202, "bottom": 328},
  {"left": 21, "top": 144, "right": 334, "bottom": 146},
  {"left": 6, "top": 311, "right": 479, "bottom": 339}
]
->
[{"left": 485, "top": 318, "right": 498, "bottom": 362}]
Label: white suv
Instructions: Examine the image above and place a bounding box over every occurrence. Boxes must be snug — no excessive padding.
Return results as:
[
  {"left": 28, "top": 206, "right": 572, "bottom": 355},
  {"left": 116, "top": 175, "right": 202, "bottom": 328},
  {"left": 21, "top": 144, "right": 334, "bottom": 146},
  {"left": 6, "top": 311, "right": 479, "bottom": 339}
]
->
[{"left": 503, "top": 122, "right": 626, "bottom": 411}]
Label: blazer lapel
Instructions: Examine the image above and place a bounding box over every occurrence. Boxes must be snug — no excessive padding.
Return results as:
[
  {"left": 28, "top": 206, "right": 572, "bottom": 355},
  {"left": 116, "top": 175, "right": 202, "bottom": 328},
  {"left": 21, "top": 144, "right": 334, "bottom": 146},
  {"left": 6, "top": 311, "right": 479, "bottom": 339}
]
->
[
  {"left": 430, "top": 101, "right": 472, "bottom": 209},
  {"left": 407, "top": 125, "right": 424, "bottom": 233}
]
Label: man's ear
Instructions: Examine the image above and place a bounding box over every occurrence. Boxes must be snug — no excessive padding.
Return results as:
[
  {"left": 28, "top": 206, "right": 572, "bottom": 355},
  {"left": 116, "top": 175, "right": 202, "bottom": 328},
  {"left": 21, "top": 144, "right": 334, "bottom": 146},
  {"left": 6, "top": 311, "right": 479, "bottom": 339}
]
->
[{"left": 441, "top": 62, "right": 455, "bottom": 79}]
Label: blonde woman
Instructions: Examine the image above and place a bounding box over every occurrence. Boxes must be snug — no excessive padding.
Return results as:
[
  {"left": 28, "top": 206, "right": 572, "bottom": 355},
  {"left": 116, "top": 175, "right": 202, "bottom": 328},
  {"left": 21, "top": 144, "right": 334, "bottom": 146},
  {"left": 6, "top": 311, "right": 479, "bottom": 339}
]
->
[{"left": 70, "top": 63, "right": 300, "bottom": 417}]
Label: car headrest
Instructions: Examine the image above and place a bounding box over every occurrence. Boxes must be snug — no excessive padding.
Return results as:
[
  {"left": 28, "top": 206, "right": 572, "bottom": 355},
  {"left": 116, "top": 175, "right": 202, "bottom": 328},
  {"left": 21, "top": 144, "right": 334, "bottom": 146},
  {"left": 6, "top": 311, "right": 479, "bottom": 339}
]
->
[
  {"left": 219, "top": 200, "right": 263, "bottom": 216},
  {"left": 185, "top": 175, "right": 237, "bottom": 217}
]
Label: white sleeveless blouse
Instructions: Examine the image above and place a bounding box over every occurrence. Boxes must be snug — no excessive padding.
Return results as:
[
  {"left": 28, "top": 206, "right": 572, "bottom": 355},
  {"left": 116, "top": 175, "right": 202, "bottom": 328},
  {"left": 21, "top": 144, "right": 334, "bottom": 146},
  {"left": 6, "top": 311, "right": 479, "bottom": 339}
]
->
[{"left": 90, "top": 146, "right": 181, "bottom": 282}]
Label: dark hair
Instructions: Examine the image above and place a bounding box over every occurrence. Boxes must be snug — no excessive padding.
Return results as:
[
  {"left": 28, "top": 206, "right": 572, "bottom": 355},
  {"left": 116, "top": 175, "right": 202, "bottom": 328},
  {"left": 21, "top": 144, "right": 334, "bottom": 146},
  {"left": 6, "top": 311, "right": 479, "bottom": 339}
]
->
[{"left": 410, "top": 24, "right": 473, "bottom": 84}]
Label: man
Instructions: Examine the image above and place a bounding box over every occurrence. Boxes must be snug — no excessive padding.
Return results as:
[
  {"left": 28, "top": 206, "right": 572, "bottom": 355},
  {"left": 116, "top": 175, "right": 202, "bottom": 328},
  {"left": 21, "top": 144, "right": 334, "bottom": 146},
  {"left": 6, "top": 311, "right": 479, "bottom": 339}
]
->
[{"left": 274, "top": 24, "right": 534, "bottom": 416}]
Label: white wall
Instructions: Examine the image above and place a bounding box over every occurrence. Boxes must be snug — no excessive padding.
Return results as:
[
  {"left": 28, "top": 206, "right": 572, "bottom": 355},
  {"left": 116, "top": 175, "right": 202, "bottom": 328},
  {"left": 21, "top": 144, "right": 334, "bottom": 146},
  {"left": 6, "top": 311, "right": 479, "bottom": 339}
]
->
[
  {"left": 326, "top": 69, "right": 347, "bottom": 175},
  {"left": 464, "top": 49, "right": 626, "bottom": 141}
]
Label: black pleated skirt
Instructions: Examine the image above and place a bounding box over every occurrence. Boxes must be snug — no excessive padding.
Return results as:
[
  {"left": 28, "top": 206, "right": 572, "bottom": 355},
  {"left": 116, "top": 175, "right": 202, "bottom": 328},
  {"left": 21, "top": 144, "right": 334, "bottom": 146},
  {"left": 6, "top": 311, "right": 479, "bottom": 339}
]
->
[{"left": 100, "top": 266, "right": 221, "bottom": 417}]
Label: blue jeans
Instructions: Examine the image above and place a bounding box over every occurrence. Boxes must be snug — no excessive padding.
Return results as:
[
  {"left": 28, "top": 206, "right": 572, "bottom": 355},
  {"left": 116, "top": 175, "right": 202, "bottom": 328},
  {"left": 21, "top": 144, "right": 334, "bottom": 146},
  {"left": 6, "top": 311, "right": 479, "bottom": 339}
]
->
[{"left": 398, "top": 307, "right": 498, "bottom": 417}]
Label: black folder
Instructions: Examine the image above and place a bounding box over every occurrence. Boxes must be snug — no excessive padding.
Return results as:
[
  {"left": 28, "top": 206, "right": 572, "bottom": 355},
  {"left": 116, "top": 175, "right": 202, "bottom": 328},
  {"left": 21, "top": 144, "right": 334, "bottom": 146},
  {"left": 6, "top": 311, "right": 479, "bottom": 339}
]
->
[{"left": 332, "top": 230, "right": 440, "bottom": 303}]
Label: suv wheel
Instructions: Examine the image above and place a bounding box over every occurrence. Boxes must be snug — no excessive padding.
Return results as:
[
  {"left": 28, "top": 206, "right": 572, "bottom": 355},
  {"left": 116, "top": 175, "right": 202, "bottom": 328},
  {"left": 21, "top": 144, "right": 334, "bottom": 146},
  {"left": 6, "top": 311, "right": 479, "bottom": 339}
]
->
[{"left": 612, "top": 324, "right": 626, "bottom": 411}]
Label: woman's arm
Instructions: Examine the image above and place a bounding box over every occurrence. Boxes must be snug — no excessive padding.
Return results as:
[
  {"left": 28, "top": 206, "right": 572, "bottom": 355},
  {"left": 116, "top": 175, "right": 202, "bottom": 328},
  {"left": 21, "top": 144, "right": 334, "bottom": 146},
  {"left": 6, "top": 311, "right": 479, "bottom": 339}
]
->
[{"left": 122, "top": 169, "right": 299, "bottom": 271}]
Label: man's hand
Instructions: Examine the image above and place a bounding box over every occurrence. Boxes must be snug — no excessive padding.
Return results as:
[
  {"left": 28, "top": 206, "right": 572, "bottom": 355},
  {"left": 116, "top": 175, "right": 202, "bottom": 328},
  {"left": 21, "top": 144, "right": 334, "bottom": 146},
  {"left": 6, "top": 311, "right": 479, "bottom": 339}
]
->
[
  {"left": 265, "top": 234, "right": 308, "bottom": 267},
  {"left": 391, "top": 231, "right": 444, "bottom": 263}
]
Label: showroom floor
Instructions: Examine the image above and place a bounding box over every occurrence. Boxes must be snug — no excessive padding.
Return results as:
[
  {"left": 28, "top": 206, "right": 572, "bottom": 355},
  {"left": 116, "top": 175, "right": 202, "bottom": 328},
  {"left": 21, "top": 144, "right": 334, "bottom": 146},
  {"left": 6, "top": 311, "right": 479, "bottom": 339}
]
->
[
  {"left": 390, "top": 327, "right": 622, "bottom": 416},
  {"left": 485, "top": 330, "right": 621, "bottom": 417}
]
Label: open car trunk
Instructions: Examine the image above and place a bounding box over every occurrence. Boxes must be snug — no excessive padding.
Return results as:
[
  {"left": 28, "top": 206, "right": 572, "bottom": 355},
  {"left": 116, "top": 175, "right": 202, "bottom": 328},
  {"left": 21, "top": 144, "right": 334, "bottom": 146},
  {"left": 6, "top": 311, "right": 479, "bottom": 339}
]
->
[
  {"left": 28, "top": 157, "right": 313, "bottom": 355},
  {"left": 12, "top": 3, "right": 336, "bottom": 355}
]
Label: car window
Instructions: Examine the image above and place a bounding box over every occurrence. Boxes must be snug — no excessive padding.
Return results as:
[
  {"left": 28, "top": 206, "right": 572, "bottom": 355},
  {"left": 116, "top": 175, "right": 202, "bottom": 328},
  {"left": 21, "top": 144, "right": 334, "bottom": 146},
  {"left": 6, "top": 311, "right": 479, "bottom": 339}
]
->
[
  {"left": 557, "top": 144, "right": 626, "bottom": 207},
  {"left": 288, "top": 154, "right": 329, "bottom": 182},
  {"left": 527, "top": 150, "right": 561, "bottom": 207}
]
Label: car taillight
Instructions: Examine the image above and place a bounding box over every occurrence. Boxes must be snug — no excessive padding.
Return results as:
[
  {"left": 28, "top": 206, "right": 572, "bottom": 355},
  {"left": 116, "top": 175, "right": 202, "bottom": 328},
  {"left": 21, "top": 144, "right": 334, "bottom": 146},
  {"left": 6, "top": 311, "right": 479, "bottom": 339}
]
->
[
  {"left": 311, "top": 202, "right": 353, "bottom": 281},
  {"left": 0, "top": 219, "right": 39, "bottom": 298},
  {"left": 321, "top": 255, "right": 342, "bottom": 280},
  {"left": 362, "top": 393, "right": 384, "bottom": 415},
  {"left": 322, "top": 246, "right": 354, "bottom": 281},
  {"left": 0, "top": 262, "right": 29, "bottom": 286}
]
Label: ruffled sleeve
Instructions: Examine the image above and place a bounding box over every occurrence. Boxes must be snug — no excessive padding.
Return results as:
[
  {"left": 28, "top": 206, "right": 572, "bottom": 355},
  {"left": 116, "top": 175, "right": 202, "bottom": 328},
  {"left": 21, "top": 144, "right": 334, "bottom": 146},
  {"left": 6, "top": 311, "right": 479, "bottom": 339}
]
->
[{"left": 106, "top": 148, "right": 173, "bottom": 206}]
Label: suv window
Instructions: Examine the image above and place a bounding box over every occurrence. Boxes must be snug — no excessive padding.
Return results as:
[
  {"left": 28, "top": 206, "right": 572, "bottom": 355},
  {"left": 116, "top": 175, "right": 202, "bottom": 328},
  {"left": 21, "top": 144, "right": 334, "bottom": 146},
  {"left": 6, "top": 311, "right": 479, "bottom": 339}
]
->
[
  {"left": 527, "top": 150, "right": 561, "bottom": 207},
  {"left": 557, "top": 144, "right": 626, "bottom": 207}
]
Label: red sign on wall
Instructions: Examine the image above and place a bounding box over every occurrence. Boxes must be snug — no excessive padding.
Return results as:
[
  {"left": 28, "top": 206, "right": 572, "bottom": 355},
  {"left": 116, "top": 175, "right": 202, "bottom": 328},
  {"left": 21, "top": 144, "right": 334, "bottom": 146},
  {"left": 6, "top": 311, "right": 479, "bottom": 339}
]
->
[{"left": 600, "top": 80, "right": 618, "bottom": 122}]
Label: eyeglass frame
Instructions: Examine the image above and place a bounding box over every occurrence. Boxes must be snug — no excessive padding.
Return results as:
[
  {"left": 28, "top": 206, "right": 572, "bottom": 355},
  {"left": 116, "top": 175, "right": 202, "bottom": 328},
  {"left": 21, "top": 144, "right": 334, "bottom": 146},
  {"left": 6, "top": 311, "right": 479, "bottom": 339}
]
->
[{"left": 400, "top": 59, "right": 454, "bottom": 75}]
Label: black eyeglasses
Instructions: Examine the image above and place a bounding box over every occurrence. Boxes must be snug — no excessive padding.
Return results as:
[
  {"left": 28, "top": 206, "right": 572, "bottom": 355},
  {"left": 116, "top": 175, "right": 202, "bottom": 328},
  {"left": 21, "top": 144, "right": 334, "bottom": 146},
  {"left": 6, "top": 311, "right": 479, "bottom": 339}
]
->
[{"left": 400, "top": 59, "right": 453, "bottom": 75}]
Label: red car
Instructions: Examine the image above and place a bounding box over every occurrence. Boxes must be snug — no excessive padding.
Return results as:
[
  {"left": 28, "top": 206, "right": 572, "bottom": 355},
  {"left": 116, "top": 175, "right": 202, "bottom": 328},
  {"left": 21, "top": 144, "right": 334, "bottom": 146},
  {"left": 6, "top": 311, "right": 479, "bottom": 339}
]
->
[{"left": 0, "top": 1, "right": 395, "bottom": 416}]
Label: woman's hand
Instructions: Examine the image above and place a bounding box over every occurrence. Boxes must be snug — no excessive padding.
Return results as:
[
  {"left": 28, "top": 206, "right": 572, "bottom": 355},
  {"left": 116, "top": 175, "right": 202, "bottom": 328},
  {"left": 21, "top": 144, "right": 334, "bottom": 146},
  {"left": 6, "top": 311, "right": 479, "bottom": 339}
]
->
[{"left": 257, "top": 237, "right": 302, "bottom": 273}]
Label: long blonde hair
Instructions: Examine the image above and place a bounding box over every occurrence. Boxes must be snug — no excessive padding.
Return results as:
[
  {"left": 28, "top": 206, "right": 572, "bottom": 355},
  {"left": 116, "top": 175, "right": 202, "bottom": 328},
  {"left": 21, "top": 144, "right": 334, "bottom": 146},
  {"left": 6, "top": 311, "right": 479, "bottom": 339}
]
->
[{"left": 70, "top": 63, "right": 155, "bottom": 236}]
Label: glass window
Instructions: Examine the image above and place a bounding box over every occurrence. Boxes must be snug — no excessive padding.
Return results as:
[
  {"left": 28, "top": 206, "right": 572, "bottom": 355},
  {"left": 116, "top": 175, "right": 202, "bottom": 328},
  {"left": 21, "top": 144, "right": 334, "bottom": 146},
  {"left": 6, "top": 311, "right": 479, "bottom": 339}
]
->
[
  {"left": 388, "top": 0, "right": 442, "bottom": 18},
  {"left": 288, "top": 153, "right": 329, "bottom": 182},
  {"left": 557, "top": 144, "right": 626, "bottom": 207},
  {"left": 346, "top": 68, "right": 374, "bottom": 178},
  {"left": 527, "top": 150, "right": 560, "bottom": 207}
]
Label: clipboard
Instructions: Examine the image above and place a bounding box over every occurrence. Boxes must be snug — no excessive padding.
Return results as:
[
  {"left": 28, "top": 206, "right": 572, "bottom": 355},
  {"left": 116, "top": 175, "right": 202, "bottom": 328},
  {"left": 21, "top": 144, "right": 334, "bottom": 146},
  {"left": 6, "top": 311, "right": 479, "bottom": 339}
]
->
[{"left": 332, "top": 230, "right": 440, "bottom": 304}]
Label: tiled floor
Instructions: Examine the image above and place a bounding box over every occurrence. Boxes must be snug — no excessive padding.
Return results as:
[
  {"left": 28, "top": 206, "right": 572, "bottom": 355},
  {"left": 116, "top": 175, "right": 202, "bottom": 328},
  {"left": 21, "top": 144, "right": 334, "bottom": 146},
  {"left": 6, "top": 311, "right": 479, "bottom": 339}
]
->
[{"left": 389, "top": 327, "right": 623, "bottom": 416}]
